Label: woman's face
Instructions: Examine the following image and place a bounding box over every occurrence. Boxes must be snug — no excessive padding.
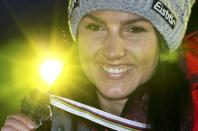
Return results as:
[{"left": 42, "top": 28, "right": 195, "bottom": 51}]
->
[{"left": 77, "top": 10, "right": 159, "bottom": 100}]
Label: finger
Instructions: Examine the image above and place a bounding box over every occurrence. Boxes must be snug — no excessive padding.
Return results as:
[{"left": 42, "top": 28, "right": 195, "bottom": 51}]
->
[
  {"left": 7, "top": 113, "right": 36, "bottom": 129},
  {"left": 4, "top": 117, "right": 33, "bottom": 131},
  {"left": 1, "top": 125, "right": 17, "bottom": 131}
]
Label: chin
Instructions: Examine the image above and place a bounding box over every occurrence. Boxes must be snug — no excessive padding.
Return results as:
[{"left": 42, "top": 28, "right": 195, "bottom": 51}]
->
[{"left": 97, "top": 89, "right": 130, "bottom": 100}]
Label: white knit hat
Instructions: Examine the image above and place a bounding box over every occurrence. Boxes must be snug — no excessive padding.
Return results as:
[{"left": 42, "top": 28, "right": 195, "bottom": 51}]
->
[{"left": 68, "top": 0, "right": 196, "bottom": 51}]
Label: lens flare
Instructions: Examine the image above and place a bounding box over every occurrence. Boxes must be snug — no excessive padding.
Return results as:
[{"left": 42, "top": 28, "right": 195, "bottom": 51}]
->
[{"left": 40, "top": 59, "right": 63, "bottom": 85}]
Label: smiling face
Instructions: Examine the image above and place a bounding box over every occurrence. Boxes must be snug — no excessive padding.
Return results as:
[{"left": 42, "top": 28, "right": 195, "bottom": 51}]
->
[{"left": 77, "top": 10, "right": 159, "bottom": 101}]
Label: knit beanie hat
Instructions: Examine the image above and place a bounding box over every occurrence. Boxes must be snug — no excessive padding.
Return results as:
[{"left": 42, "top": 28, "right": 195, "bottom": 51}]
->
[{"left": 68, "top": 0, "right": 195, "bottom": 51}]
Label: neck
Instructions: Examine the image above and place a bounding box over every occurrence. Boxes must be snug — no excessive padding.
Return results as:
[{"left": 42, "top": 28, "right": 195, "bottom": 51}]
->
[{"left": 97, "top": 93, "right": 128, "bottom": 116}]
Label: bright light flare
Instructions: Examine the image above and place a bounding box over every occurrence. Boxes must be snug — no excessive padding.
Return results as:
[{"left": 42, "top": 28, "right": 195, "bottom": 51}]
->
[{"left": 40, "top": 59, "right": 63, "bottom": 85}]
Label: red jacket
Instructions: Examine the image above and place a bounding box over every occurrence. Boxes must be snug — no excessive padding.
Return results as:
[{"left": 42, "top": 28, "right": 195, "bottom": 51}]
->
[{"left": 183, "top": 31, "right": 198, "bottom": 131}]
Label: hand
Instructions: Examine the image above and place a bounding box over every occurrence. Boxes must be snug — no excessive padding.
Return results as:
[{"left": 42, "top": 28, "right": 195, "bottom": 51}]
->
[{"left": 1, "top": 113, "right": 37, "bottom": 131}]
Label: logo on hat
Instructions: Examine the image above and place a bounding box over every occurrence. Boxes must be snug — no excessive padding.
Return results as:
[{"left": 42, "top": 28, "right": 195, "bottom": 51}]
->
[
  {"left": 68, "top": 0, "right": 79, "bottom": 19},
  {"left": 151, "top": 0, "right": 177, "bottom": 29}
]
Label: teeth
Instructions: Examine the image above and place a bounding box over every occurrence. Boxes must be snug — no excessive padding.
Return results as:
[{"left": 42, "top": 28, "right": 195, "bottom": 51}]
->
[{"left": 102, "top": 66, "right": 133, "bottom": 74}]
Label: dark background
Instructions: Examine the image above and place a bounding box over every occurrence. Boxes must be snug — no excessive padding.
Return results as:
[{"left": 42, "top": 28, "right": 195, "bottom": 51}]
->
[{"left": 0, "top": 0, "right": 197, "bottom": 127}]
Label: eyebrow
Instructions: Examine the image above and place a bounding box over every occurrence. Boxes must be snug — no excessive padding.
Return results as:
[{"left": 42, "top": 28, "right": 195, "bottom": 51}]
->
[
  {"left": 84, "top": 14, "right": 149, "bottom": 26},
  {"left": 121, "top": 17, "right": 150, "bottom": 26},
  {"left": 85, "top": 14, "right": 106, "bottom": 25}
]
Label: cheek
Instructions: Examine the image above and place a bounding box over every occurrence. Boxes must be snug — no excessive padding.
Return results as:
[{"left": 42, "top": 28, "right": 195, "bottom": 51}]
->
[
  {"left": 143, "top": 45, "right": 159, "bottom": 79},
  {"left": 131, "top": 34, "right": 159, "bottom": 62},
  {"left": 77, "top": 34, "right": 104, "bottom": 63},
  {"left": 77, "top": 38, "right": 99, "bottom": 79},
  {"left": 78, "top": 44, "right": 94, "bottom": 82},
  {"left": 128, "top": 35, "right": 159, "bottom": 81},
  {"left": 78, "top": 44, "right": 92, "bottom": 74},
  {"left": 78, "top": 41, "right": 97, "bottom": 64}
]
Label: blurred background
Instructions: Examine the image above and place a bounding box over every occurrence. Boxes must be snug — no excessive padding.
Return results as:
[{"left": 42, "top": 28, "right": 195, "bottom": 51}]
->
[{"left": 0, "top": 0, "right": 197, "bottom": 127}]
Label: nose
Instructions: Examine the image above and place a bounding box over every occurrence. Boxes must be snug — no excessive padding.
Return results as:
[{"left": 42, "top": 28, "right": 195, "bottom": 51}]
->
[{"left": 103, "top": 33, "right": 126, "bottom": 60}]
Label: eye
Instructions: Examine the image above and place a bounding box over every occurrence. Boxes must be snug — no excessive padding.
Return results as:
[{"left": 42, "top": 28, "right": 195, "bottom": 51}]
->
[
  {"left": 126, "top": 26, "right": 146, "bottom": 33},
  {"left": 86, "top": 23, "right": 104, "bottom": 31}
]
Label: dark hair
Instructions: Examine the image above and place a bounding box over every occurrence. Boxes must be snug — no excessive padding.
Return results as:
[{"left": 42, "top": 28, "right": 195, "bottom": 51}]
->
[{"left": 145, "top": 31, "right": 194, "bottom": 131}]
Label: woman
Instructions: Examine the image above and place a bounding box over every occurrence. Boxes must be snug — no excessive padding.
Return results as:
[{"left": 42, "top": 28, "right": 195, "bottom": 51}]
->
[{"left": 1, "top": 0, "right": 196, "bottom": 130}]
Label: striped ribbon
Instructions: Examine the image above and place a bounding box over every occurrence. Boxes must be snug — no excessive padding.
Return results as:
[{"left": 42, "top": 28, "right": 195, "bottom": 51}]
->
[{"left": 50, "top": 95, "right": 150, "bottom": 131}]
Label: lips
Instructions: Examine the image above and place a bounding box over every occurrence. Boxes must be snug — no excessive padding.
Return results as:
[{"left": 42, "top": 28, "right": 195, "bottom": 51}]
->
[{"left": 99, "top": 63, "right": 135, "bottom": 79}]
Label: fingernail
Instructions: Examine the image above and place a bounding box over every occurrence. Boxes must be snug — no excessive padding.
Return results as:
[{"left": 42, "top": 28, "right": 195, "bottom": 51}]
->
[{"left": 29, "top": 122, "right": 37, "bottom": 129}]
